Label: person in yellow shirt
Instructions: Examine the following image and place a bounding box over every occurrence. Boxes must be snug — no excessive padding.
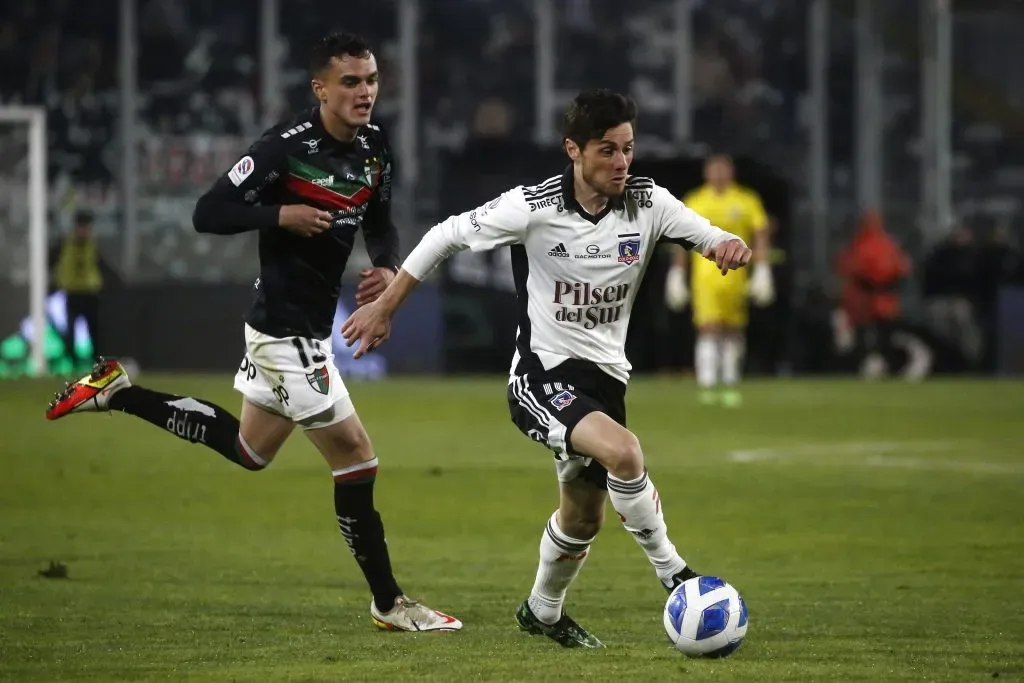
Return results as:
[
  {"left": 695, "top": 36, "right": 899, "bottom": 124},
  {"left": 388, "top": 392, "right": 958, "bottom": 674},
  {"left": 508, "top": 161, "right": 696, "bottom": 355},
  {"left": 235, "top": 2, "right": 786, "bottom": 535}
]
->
[
  {"left": 664, "top": 155, "right": 774, "bottom": 407},
  {"left": 50, "top": 211, "right": 107, "bottom": 363}
]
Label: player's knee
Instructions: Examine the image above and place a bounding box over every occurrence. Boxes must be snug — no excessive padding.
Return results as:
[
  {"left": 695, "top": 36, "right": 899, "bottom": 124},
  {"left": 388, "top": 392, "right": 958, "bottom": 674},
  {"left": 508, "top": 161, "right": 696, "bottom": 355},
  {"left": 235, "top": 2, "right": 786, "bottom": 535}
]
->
[
  {"left": 236, "top": 432, "right": 273, "bottom": 471},
  {"left": 345, "top": 428, "right": 373, "bottom": 461},
  {"left": 332, "top": 426, "right": 373, "bottom": 463},
  {"left": 308, "top": 416, "right": 376, "bottom": 471},
  {"left": 604, "top": 431, "right": 645, "bottom": 480}
]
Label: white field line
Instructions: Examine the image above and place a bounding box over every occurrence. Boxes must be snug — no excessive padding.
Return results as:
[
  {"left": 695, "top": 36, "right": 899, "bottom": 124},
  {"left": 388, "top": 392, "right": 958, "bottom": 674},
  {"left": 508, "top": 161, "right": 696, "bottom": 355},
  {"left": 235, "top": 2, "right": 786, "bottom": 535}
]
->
[{"left": 725, "top": 441, "right": 1024, "bottom": 475}]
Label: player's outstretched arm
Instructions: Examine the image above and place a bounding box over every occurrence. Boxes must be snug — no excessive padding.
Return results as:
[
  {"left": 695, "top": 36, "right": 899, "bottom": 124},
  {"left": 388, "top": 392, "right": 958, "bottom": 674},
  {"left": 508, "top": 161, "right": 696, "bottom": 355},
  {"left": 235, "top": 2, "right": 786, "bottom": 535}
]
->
[
  {"left": 340, "top": 269, "right": 416, "bottom": 359},
  {"left": 341, "top": 187, "right": 531, "bottom": 358},
  {"left": 656, "top": 186, "right": 751, "bottom": 275}
]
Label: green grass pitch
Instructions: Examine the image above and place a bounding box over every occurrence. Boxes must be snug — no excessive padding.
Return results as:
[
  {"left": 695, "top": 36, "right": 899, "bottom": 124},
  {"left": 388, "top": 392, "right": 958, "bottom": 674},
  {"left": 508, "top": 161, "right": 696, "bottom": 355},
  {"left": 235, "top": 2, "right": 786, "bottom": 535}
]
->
[{"left": 2, "top": 375, "right": 1023, "bottom": 681}]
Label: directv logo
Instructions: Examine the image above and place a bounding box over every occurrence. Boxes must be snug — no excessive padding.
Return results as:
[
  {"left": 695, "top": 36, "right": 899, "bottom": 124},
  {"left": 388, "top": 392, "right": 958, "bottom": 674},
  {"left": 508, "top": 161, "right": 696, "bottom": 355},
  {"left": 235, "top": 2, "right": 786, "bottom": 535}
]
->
[{"left": 548, "top": 243, "right": 570, "bottom": 258}]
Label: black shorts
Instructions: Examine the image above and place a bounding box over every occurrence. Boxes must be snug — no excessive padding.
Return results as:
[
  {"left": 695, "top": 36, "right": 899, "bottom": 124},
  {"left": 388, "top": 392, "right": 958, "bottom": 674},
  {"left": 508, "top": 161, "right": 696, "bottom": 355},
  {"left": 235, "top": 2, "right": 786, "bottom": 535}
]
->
[{"left": 507, "top": 359, "right": 626, "bottom": 490}]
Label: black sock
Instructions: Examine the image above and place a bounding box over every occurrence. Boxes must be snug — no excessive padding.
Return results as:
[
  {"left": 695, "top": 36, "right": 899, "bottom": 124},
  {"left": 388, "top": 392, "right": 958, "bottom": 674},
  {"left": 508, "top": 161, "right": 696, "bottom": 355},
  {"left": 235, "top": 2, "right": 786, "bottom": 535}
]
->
[
  {"left": 333, "top": 459, "right": 403, "bottom": 612},
  {"left": 108, "top": 386, "right": 266, "bottom": 471}
]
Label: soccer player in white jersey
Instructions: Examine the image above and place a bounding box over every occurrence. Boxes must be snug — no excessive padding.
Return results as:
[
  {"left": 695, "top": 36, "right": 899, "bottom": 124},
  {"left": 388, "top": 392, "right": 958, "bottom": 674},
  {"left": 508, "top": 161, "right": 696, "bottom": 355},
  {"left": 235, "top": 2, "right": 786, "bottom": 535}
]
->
[{"left": 342, "top": 89, "right": 751, "bottom": 648}]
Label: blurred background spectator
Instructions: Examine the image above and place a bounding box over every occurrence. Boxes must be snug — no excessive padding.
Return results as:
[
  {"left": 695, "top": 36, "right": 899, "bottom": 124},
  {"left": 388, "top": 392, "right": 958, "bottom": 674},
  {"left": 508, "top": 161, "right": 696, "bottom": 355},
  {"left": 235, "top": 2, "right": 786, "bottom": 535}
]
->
[
  {"left": 48, "top": 210, "right": 118, "bottom": 368},
  {"left": 1, "top": 0, "right": 1023, "bottom": 378},
  {"left": 922, "top": 224, "right": 983, "bottom": 369}
]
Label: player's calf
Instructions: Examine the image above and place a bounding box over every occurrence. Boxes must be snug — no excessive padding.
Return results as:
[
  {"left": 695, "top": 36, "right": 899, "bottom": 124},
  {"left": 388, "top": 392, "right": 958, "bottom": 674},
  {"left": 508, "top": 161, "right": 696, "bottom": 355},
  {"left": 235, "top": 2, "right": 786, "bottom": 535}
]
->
[
  {"left": 46, "top": 358, "right": 271, "bottom": 472},
  {"left": 568, "top": 412, "right": 693, "bottom": 589},
  {"left": 527, "top": 480, "right": 604, "bottom": 627},
  {"left": 303, "top": 406, "right": 461, "bottom": 629},
  {"left": 606, "top": 467, "right": 691, "bottom": 587},
  {"left": 306, "top": 410, "right": 404, "bottom": 614},
  {"left": 556, "top": 480, "right": 605, "bottom": 541},
  {"left": 115, "top": 388, "right": 271, "bottom": 471}
]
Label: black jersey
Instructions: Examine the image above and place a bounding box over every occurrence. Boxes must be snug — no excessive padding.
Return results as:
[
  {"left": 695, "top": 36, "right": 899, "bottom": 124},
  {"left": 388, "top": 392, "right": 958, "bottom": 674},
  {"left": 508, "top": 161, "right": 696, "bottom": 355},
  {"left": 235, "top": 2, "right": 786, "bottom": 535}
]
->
[{"left": 192, "top": 107, "right": 399, "bottom": 339}]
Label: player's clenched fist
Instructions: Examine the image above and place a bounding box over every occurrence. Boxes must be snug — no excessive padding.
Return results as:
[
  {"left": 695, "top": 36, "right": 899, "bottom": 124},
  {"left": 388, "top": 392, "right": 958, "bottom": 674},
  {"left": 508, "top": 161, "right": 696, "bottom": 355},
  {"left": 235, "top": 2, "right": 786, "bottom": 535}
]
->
[
  {"left": 278, "top": 204, "right": 333, "bottom": 237},
  {"left": 705, "top": 238, "right": 752, "bottom": 275}
]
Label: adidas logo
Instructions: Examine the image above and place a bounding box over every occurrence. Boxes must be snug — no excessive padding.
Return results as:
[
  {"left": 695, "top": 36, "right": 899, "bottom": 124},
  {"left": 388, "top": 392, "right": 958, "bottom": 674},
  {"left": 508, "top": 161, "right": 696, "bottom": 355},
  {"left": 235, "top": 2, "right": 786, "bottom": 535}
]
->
[{"left": 548, "top": 243, "right": 569, "bottom": 258}]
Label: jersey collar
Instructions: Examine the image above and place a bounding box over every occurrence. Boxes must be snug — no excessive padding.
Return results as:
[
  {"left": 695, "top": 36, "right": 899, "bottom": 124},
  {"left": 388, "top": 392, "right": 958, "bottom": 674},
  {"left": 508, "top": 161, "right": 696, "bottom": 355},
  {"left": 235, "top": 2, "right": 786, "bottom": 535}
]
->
[
  {"left": 560, "top": 164, "right": 626, "bottom": 225},
  {"left": 311, "top": 106, "right": 363, "bottom": 149}
]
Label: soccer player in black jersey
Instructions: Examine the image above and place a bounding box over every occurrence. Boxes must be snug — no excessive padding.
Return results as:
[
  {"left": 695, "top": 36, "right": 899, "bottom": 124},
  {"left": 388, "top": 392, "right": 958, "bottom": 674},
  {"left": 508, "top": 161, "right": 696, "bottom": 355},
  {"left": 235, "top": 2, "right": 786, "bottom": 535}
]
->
[{"left": 45, "top": 32, "right": 462, "bottom": 633}]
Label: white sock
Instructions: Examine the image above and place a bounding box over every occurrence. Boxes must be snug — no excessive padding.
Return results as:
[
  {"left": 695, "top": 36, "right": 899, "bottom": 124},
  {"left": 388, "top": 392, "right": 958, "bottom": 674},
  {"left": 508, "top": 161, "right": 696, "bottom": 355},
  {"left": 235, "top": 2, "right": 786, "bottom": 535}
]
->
[
  {"left": 721, "top": 337, "right": 743, "bottom": 386},
  {"left": 695, "top": 334, "right": 719, "bottom": 389},
  {"left": 527, "top": 512, "right": 593, "bottom": 625},
  {"left": 607, "top": 470, "right": 687, "bottom": 585}
]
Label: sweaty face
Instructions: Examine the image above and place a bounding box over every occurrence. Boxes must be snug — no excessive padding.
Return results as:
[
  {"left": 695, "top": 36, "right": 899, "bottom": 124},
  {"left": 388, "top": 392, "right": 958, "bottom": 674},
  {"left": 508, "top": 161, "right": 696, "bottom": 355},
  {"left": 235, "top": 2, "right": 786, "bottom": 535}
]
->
[
  {"left": 313, "top": 54, "right": 379, "bottom": 130},
  {"left": 579, "top": 123, "right": 634, "bottom": 197},
  {"left": 704, "top": 158, "right": 734, "bottom": 189}
]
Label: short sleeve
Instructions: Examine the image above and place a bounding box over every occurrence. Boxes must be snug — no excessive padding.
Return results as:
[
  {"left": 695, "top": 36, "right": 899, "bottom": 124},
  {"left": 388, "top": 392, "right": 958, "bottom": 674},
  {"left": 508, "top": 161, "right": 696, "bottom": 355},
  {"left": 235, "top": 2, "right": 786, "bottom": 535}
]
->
[{"left": 655, "top": 186, "right": 736, "bottom": 254}]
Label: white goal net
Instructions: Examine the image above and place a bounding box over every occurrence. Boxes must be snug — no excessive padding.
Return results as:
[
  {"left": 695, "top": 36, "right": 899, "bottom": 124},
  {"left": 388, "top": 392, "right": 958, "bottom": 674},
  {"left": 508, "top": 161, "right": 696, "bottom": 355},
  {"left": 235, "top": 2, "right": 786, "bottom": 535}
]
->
[{"left": 0, "top": 107, "right": 48, "bottom": 378}]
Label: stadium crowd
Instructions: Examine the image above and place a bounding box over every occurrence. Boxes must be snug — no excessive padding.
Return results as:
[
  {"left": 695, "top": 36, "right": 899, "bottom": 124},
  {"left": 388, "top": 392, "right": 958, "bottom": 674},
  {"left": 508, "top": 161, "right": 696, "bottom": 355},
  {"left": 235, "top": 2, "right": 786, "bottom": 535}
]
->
[{"left": 1, "top": 0, "right": 1022, "bottom": 374}]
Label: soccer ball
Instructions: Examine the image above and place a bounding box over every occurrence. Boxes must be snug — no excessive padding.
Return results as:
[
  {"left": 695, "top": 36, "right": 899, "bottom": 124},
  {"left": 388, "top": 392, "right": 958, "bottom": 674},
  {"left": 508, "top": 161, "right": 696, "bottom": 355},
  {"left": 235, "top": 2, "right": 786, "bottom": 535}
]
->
[{"left": 663, "top": 576, "right": 748, "bottom": 657}]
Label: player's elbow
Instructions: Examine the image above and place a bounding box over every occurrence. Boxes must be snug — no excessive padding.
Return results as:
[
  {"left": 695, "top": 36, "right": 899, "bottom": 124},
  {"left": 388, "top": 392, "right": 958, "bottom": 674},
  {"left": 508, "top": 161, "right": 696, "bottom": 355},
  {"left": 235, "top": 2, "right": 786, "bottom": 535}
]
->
[
  {"left": 192, "top": 194, "right": 236, "bottom": 234},
  {"left": 192, "top": 195, "right": 215, "bottom": 233}
]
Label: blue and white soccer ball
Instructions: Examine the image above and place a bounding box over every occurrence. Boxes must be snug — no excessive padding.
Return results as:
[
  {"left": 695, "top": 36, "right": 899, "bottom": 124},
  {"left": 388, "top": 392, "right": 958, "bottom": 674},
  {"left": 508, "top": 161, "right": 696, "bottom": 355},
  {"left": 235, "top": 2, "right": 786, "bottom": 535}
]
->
[{"left": 663, "top": 576, "right": 748, "bottom": 657}]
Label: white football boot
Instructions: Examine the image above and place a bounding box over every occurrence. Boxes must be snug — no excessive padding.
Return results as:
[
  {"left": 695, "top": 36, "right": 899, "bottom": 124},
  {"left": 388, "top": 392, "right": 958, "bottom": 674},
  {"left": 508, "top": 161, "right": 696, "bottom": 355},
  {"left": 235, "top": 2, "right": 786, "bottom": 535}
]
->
[{"left": 370, "top": 596, "right": 462, "bottom": 632}]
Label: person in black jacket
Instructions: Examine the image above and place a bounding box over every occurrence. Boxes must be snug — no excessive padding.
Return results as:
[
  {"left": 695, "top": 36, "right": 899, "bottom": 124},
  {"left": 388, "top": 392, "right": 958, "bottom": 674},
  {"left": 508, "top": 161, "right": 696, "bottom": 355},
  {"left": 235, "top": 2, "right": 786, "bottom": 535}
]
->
[
  {"left": 922, "top": 224, "right": 983, "bottom": 368},
  {"left": 45, "top": 32, "right": 461, "bottom": 633},
  {"left": 977, "top": 222, "right": 1024, "bottom": 372}
]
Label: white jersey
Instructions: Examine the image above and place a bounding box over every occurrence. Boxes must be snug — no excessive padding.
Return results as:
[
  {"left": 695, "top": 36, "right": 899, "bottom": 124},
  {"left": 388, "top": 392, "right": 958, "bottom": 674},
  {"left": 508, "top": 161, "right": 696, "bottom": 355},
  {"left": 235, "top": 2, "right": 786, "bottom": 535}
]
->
[{"left": 403, "top": 166, "right": 741, "bottom": 384}]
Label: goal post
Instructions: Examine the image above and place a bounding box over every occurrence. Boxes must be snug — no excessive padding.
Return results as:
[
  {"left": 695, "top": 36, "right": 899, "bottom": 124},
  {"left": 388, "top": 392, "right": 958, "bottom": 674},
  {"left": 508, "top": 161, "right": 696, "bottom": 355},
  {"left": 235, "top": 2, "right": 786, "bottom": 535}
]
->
[{"left": 0, "top": 106, "right": 48, "bottom": 377}]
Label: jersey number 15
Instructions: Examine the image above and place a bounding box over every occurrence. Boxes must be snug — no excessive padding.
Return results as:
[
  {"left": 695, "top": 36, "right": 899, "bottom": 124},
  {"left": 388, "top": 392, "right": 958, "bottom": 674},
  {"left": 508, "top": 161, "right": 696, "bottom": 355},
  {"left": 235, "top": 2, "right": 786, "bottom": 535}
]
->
[{"left": 292, "top": 338, "right": 328, "bottom": 367}]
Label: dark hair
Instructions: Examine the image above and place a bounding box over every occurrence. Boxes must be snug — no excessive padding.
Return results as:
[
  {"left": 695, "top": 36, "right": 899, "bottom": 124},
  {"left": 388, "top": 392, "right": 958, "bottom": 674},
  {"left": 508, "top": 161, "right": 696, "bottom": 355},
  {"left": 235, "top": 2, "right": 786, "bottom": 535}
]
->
[
  {"left": 563, "top": 89, "right": 637, "bottom": 149},
  {"left": 310, "top": 32, "right": 374, "bottom": 75}
]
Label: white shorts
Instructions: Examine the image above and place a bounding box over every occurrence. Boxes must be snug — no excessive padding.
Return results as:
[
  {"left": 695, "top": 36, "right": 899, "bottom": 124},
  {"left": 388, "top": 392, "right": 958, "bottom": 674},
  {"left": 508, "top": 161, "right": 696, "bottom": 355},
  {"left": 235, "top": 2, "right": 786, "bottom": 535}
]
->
[{"left": 233, "top": 323, "right": 354, "bottom": 429}]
